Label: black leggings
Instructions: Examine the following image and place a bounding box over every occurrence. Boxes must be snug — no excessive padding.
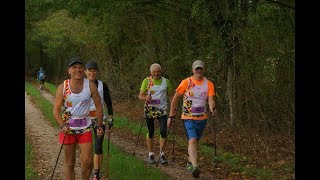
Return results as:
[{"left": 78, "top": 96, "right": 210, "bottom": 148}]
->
[
  {"left": 93, "top": 124, "right": 106, "bottom": 154},
  {"left": 146, "top": 115, "right": 168, "bottom": 138}
]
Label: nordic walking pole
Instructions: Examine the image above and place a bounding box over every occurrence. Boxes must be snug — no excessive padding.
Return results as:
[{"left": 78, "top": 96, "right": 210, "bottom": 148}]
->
[
  {"left": 209, "top": 111, "right": 217, "bottom": 157},
  {"left": 213, "top": 114, "right": 217, "bottom": 157},
  {"left": 132, "top": 118, "right": 144, "bottom": 156},
  {"left": 132, "top": 100, "right": 149, "bottom": 156},
  {"left": 172, "top": 116, "right": 175, "bottom": 162},
  {"left": 106, "top": 133, "right": 110, "bottom": 179},
  {"left": 106, "top": 120, "right": 112, "bottom": 180},
  {"left": 50, "top": 133, "right": 67, "bottom": 180}
]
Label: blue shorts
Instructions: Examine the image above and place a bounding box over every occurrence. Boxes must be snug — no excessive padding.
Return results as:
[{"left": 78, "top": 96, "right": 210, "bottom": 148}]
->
[{"left": 183, "top": 119, "right": 207, "bottom": 140}]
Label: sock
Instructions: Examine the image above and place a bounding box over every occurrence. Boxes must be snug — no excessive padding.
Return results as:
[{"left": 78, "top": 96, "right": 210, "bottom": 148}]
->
[{"left": 149, "top": 152, "right": 154, "bottom": 156}]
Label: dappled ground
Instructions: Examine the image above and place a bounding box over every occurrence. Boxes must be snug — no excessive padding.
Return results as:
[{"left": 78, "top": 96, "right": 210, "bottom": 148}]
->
[
  {"left": 25, "top": 92, "right": 82, "bottom": 180},
  {"left": 25, "top": 79, "right": 295, "bottom": 179}
]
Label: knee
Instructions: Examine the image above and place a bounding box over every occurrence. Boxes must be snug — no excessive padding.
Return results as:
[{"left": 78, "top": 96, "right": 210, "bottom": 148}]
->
[
  {"left": 64, "top": 160, "right": 75, "bottom": 168},
  {"left": 81, "top": 156, "right": 93, "bottom": 168}
]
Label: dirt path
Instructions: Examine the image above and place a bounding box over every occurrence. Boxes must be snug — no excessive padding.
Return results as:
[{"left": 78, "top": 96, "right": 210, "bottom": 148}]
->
[
  {"left": 25, "top": 92, "right": 82, "bottom": 180},
  {"left": 25, "top": 88, "right": 216, "bottom": 180}
]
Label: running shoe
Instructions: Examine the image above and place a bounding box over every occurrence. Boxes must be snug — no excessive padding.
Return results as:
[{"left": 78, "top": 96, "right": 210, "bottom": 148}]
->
[
  {"left": 147, "top": 155, "right": 156, "bottom": 164},
  {"left": 191, "top": 165, "right": 200, "bottom": 177},
  {"left": 159, "top": 155, "right": 168, "bottom": 164},
  {"left": 186, "top": 161, "right": 193, "bottom": 172}
]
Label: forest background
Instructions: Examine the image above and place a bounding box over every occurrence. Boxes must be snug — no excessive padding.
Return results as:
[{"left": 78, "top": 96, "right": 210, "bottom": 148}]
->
[{"left": 25, "top": 0, "right": 295, "bottom": 178}]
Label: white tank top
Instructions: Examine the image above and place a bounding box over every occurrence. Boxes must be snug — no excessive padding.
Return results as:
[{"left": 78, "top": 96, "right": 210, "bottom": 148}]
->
[
  {"left": 89, "top": 80, "right": 106, "bottom": 120},
  {"left": 63, "top": 78, "right": 92, "bottom": 130},
  {"left": 183, "top": 77, "right": 208, "bottom": 117},
  {"left": 147, "top": 76, "right": 168, "bottom": 111}
]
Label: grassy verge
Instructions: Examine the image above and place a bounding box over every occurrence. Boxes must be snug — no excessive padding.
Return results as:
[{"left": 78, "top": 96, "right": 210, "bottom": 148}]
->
[
  {"left": 25, "top": 82, "right": 59, "bottom": 128},
  {"left": 25, "top": 136, "right": 39, "bottom": 180},
  {"left": 25, "top": 81, "right": 171, "bottom": 179}
]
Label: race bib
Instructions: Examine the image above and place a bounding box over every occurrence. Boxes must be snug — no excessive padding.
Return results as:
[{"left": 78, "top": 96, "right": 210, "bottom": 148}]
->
[
  {"left": 149, "top": 99, "right": 160, "bottom": 105},
  {"left": 191, "top": 106, "right": 205, "bottom": 113},
  {"left": 69, "top": 118, "right": 87, "bottom": 127}
]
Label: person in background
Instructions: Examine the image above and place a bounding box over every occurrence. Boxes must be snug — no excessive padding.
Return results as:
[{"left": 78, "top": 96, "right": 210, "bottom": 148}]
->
[
  {"left": 53, "top": 57, "right": 104, "bottom": 180},
  {"left": 167, "top": 60, "right": 217, "bottom": 177},
  {"left": 85, "top": 60, "right": 114, "bottom": 180},
  {"left": 138, "top": 63, "right": 173, "bottom": 165},
  {"left": 37, "top": 67, "right": 46, "bottom": 90}
]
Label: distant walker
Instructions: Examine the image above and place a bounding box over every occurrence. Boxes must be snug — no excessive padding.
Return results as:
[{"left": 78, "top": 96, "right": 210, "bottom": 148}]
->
[{"left": 37, "top": 67, "right": 46, "bottom": 90}]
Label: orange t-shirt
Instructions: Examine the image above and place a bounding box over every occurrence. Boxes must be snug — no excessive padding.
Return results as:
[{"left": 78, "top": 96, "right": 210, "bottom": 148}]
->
[{"left": 176, "top": 76, "right": 215, "bottom": 120}]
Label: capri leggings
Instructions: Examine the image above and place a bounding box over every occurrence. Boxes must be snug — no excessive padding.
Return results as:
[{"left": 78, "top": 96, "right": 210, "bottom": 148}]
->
[
  {"left": 93, "top": 124, "right": 106, "bottom": 154},
  {"left": 146, "top": 115, "right": 168, "bottom": 138}
]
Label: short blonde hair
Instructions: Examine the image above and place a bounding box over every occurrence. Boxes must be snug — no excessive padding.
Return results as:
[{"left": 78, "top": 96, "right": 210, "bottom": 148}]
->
[{"left": 150, "top": 63, "right": 161, "bottom": 72}]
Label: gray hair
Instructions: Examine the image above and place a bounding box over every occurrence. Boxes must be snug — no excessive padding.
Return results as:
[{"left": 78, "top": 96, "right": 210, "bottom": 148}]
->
[{"left": 150, "top": 63, "right": 161, "bottom": 72}]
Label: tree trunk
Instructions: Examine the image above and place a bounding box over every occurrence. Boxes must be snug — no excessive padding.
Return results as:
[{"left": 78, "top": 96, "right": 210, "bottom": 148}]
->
[
  {"left": 40, "top": 43, "right": 44, "bottom": 67},
  {"left": 227, "top": 66, "right": 235, "bottom": 126}
]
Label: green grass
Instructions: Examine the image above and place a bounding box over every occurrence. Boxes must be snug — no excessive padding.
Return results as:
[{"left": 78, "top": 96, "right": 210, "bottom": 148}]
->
[
  {"left": 25, "top": 81, "right": 171, "bottom": 179},
  {"left": 25, "top": 82, "right": 59, "bottom": 128},
  {"left": 25, "top": 137, "right": 39, "bottom": 180},
  {"left": 44, "top": 82, "right": 57, "bottom": 95},
  {"left": 103, "top": 143, "right": 171, "bottom": 179}
]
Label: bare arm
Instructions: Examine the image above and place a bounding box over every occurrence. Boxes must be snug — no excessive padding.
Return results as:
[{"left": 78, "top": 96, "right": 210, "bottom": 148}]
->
[
  {"left": 139, "top": 90, "right": 151, "bottom": 102},
  {"left": 208, "top": 95, "right": 216, "bottom": 115},
  {"left": 169, "top": 91, "right": 182, "bottom": 117},
  {"left": 167, "top": 91, "right": 182, "bottom": 128},
  {"left": 53, "top": 84, "right": 65, "bottom": 128}
]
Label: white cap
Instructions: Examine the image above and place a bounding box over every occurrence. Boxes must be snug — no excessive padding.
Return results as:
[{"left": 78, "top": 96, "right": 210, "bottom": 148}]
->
[{"left": 192, "top": 60, "right": 204, "bottom": 70}]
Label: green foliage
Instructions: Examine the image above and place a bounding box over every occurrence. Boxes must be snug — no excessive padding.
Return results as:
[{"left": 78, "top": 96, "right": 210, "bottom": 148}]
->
[
  {"left": 32, "top": 10, "right": 86, "bottom": 58},
  {"left": 25, "top": 0, "right": 295, "bottom": 138}
]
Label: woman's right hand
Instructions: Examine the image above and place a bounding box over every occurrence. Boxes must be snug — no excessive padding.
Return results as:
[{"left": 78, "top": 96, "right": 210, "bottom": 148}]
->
[
  {"left": 61, "top": 125, "right": 70, "bottom": 135},
  {"left": 167, "top": 116, "right": 174, "bottom": 128},
  {"left": 145, "top": 94, "right": 151, "bottom": 102}
]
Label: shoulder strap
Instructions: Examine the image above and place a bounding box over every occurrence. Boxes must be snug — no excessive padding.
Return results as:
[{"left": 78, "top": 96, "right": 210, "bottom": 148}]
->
[
  {"left": 63, "top": 79, "right": 70, "bottom": 100},
  {"left": 147, "top": 76, "right": 154, "bottom": 91},
  {"left": 186, "top": 77, "right": 195, "bottom": 90}
]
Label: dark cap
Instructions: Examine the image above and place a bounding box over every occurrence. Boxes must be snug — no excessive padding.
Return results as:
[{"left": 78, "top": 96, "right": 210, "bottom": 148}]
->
[
  {"left": 85, "top": 60, "right": 98, "bottom": 69},
  {"left": 68, "top": 57, "right": 84, "bottom": 68}
]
